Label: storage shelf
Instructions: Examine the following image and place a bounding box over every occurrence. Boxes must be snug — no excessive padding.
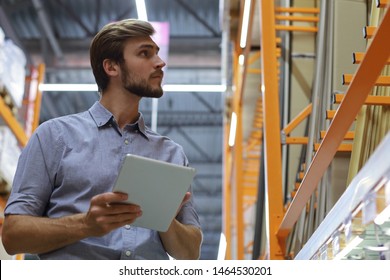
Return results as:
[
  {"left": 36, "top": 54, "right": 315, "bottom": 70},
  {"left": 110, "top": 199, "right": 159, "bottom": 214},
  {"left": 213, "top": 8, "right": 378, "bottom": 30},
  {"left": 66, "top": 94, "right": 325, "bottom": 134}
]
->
[{"left": 295, "top": 132, "right": 390, "bottom": 259}]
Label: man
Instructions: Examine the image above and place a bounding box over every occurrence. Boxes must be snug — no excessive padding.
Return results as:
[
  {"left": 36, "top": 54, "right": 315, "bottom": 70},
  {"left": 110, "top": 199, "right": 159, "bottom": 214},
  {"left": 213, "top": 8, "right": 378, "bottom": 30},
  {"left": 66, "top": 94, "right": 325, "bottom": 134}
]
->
[{"left": 2, "top": 19, "right": 202, "bottom": 260}]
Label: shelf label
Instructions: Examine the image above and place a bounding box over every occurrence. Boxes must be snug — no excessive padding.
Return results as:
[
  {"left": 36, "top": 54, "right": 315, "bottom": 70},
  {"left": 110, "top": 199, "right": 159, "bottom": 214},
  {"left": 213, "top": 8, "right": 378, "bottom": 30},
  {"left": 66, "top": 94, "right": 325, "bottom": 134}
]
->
[{"left": 362, "top": 192, "right": 376, "bottom": 225}]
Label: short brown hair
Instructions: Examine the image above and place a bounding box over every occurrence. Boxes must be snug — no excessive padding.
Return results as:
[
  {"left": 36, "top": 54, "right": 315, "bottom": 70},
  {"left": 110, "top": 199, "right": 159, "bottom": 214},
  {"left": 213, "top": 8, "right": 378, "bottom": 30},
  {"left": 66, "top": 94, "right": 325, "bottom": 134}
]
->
[{"left": 90, "top": 19, "right": 155, "bottom": 92}]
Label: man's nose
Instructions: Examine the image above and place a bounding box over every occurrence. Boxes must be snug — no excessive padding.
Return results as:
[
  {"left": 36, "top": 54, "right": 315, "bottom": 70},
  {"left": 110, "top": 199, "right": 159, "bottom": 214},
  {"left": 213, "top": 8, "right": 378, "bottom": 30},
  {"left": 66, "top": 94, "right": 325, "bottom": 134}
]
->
[{"left": 155, "top": 56, "right": 166, "bottom": 69}]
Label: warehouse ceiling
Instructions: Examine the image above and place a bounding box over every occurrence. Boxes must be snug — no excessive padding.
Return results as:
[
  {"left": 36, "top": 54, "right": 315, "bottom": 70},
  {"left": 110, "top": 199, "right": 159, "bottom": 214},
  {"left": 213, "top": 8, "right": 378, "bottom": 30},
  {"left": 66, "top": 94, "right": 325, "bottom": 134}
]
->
[{"left": 0, "top": 0, "right": 224, "bottom": 260}]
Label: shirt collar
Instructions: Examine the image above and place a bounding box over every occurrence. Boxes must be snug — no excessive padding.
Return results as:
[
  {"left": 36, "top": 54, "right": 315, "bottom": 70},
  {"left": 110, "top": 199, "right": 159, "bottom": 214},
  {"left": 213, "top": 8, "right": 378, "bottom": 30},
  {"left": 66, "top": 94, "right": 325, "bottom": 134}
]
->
[
  {"left": 135, "top": 112, "right": 149, "bottom": 139},
  {"left": 89, "top": 101, "right": 112, "bottom": 127},
  {"left": 89, "top": 101, "right": 149, "bottom": 140}
]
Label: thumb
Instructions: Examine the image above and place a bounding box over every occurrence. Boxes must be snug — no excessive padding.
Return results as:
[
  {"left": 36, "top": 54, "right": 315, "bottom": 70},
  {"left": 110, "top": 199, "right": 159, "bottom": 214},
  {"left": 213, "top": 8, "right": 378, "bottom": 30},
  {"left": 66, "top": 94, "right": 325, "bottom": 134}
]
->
[
  {"left": 176, "top": 192, "right": 191, "bottom": 216},
  {"left": 182, "top": 192, "right": 191, "bottom": 205}
]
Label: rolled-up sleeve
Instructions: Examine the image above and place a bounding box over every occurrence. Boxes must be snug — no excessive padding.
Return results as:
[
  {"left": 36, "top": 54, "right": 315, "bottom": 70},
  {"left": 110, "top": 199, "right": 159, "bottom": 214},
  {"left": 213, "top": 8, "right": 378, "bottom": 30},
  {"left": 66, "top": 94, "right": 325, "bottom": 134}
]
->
[
  {"left": 176, "top": 186, "right": 201, "bottom": 229},
  {"left": 5, "top": 122, "right": 60, "bottom": 216}
]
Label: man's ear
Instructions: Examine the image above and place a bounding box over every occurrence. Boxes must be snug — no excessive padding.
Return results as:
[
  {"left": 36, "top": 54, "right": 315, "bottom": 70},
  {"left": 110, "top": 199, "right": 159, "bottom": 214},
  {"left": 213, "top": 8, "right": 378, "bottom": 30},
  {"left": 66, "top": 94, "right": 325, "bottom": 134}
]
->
[{"left": 102, "top": 59, "right": 119, "bottom": 77}]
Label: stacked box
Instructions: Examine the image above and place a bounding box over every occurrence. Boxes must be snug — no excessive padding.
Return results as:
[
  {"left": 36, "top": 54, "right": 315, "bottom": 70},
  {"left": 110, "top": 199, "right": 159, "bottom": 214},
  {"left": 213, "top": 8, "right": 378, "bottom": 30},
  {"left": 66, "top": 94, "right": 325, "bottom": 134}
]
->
[
  {"left": 0, "top": 27, "right": 4, "bottom": 96},
  {"left": 0, "top": 39, "right": 26, "bottom": 108}
]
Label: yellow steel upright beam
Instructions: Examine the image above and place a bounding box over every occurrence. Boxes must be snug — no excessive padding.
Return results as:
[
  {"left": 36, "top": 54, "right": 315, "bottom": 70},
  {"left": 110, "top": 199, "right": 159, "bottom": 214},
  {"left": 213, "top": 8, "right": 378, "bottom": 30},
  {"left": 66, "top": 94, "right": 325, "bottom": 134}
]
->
[
  {"left": 258, "top": 0, "right": 285, "bottom": 259},
  {"left": 224, "top": 49, "right": 240, "bottom": 260},
  {"left": 223, "top": 112, "right": 233, "bottom": 260},
  {"left": 234, "top": 104, "right": 245, "bottom": 259},
  {"left": 0, "top": 97, "right": 28, "bottom": 146},
  {"left": 226, "top": 0, "right": 256, "bottom": 260}
]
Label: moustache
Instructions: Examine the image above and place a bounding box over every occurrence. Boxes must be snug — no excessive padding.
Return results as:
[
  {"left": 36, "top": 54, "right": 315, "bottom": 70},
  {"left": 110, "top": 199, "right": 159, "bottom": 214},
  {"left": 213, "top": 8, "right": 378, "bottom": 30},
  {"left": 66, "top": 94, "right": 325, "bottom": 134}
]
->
[{"left": 151, "top": 70, "right": 164, "bottom": 78}]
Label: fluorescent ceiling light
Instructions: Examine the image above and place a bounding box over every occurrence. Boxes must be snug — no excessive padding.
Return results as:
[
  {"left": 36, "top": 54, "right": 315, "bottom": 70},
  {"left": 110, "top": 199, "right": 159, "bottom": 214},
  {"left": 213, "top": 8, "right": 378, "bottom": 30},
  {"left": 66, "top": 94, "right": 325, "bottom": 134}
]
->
[
  {"left": 228, "top": 112, "right": 237, "bottom": 147},
  {"left": 39, "top": 84, "right": 98, "bottom": 92},
  {"left": 238, "top": 54, "right": 245, "bottom": 66},
  {"left": 217, "top": 233, "right": 227, "bottom": 260},
  {"left": 163, "top": 84, "right": 226, "bottom": 92},
  {"left": 240, "top": 0, "right": 251, "bottom": 48},
  {"left": 136, "top": 0, "right": 148, "bottom": 21},
  {"left": 38, "top": 83, "right": 226, "bottom": 93}
]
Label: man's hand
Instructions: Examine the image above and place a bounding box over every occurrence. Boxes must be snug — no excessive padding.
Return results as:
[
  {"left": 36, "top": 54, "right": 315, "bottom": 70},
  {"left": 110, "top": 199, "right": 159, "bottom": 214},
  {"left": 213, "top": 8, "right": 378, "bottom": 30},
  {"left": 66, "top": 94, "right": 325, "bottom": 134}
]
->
[
  {"left": 159, "top": 191, "right": 202, "bottom": 259},
  {"left": 2, "top": 192, "right": 143, "bottom": 255},
  {"left": 84, "top": 192, "right": 142, "bottom": 236},
  {"left": 176, "top": 192, "right": 191, "bottom": 215}
]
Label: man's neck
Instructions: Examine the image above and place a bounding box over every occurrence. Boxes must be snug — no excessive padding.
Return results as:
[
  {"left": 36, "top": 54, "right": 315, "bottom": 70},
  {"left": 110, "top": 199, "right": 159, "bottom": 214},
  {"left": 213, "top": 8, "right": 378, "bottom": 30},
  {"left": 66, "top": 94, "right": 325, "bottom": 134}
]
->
[{"left": 99, "top": 89, "right": 141, "bottom": 129}]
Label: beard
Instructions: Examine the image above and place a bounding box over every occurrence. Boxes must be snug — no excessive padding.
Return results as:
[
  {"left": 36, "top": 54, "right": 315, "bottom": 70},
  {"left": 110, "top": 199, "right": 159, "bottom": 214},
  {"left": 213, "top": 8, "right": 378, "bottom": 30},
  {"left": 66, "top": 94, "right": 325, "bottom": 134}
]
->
[{"left": 120, "top": 64, "right": 164, "bottom": 98}]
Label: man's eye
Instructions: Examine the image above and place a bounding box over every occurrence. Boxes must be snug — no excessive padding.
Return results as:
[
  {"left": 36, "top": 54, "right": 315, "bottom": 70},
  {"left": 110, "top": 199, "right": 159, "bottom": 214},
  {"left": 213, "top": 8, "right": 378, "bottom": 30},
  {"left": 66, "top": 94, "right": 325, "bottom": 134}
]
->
[{"left": 140, "top": 50, "right": 149, "bottom": 56}]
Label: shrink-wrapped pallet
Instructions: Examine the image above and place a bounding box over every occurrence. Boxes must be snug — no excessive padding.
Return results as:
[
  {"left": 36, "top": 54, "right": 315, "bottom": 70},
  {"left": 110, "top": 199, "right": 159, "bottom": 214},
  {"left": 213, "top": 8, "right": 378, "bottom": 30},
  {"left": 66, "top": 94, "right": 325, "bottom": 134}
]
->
[{"left": 0, "top": 40, "right": 26, "bottom": 108}]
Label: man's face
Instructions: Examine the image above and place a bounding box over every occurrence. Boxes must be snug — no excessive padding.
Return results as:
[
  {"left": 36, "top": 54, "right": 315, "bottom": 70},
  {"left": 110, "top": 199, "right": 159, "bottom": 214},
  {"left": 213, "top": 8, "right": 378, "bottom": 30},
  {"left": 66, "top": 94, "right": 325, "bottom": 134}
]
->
[{"left": 120, "top": 36, "right": 166, "bottom": 98}]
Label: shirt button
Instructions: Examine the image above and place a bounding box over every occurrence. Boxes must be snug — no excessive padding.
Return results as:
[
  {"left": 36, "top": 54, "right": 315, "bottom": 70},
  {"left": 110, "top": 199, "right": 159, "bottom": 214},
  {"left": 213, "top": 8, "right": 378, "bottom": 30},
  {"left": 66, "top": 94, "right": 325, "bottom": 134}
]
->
[
  {"left": 125, "top": 225, "right": 131, "bottom": 229},
  {"left": 124, "top": 139, "right": 129, "bottom": 145},
  {"left": 125, "top": 250, "right": 131, "bottom": 257}
]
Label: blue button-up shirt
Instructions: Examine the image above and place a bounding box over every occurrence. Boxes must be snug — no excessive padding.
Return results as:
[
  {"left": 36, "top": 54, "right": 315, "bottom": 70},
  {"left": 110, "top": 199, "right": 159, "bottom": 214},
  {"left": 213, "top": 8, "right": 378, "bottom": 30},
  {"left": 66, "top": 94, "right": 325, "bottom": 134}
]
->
[{"left": 5, "top": 101, "right": 200, "bottom": 259}]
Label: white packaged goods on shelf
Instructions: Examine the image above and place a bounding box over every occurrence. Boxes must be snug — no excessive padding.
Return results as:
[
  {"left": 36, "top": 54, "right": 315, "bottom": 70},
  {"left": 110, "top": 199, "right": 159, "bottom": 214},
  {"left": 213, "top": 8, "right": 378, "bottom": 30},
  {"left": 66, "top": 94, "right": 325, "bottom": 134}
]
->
[
  {"left": 0, "top": 40, "right": 26, "bottom": 108},
  {"left": 0, "top": 45, "right": 4, "bottom": 93},
  {"left": 0, "top": 126, "right": 21, "bottom": 191},
  {"left": 0, "top": 27, "right": 4, "bottom": 45}
]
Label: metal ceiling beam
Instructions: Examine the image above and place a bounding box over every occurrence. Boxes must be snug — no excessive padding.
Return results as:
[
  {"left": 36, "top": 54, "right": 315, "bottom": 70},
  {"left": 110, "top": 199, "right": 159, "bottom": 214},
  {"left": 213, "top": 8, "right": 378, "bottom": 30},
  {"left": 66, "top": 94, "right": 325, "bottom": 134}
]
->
[
  {"left": 31, "top": 0, "right": 63, "bottom": 59},
  {"left": 115, "top": 2, "right": 135, "bottom": 22},
  {"left": 94, "top": 0, "right": 101, "bottom": 33},
  {"left": 174, "top": 126, "right": 215, "bottom": 162},
  {"left": 0, "top": 0, "right": 31, "bottom": 13},
  {"left": 0, "top": 5, "right": 22, "bottom": 47},
  {"left": 21, "top": 37, "right": 222, "bottom": 53},
  {"left": 0, "top": 5, "right": 32, "bottom": 64},
  {"left": 192, "top": 92, "right": 219, "bottom": 113},
  {"left": 174, "top": 0, "right": 220, "bottom": 37},
  {"left": 56, "top": 0, "right": 95, "bottom": 36}
]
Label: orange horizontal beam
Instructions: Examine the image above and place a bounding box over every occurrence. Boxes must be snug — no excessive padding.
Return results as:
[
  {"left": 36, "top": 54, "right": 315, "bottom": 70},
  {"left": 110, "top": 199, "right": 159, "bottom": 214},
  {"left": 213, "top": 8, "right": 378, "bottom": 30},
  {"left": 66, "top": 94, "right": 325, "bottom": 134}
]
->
[
  {"left": 285, "top": 137, "right": 308, "bottom": 144},
  {"left": 377, "top": 0, "right": 389, "bottom": 8},
  {"left": 334, "top": 94, "right": 390, "bottom": 105},
  {"left": 245, "top": 155, "right": 261, "bottom": 160},
  {"left": 275, "top": 15, "right": 319, "bottom": 22},
  {"left": 244, "top": 187, "right": 258, "bottom": 197},
  {"left": 326, "top": 110, "right": 336, "bottom": 119},
  {"left": 243, "top": 171, "right": 260, "bottom": 177},
  {"left": 290, "top": 190, "right": 297, "bottom": 198},
  {"left": 275, "top": 7, "right": 320, "bottom": 14},
  {"left": 326, "top": 110, "right": 357, "bottom": 120},
  {"left": 275, "top": 25, "right": 318, "bottom": 32},
  {"left": 248, "top": 68, "right": 262, "bottom": 74},
  {"left": 277, "top": 7, "right": 390, "bottom": 240},
  {"left": 320, "top": 130, "right": 355, "bottom": 140},
  {"left": 343, "top": 73, "right": 390, "bottom": 86},
  {"left": 353, "top": 52, "right": 390, "bottom": 64},
  {"left": 314, "top": 143, "right": 353, "bottom": 152},
  {"left": 363, "top": 26, "right": 376, "bottom": 39}
]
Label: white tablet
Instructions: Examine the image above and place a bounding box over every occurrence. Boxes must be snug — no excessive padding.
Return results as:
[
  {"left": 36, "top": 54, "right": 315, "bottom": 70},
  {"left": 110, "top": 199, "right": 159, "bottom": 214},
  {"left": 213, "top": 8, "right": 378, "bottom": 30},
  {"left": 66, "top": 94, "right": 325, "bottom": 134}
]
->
[{"left": 112, "top": 154, "right": 196, "bottom": 232}]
